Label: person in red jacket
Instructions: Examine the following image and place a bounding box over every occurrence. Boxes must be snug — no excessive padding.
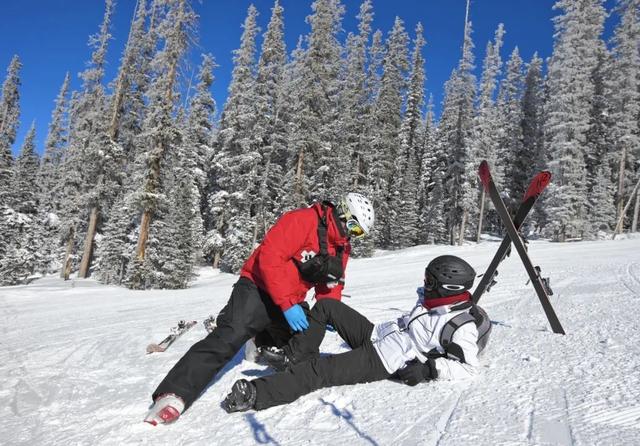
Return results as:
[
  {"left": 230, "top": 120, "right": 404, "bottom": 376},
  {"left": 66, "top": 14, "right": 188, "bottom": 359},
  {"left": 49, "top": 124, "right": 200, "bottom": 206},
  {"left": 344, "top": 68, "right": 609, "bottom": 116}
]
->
[{"left": 144, "top": 193, "right": 375, "bottom": 426}]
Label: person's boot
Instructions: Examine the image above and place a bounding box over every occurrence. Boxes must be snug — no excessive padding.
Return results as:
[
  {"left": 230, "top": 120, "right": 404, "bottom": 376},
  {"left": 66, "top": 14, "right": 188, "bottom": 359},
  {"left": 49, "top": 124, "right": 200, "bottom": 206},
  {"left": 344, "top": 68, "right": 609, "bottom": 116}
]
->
[
  {"left": 222, "top": 379, "right": 257, "bottom": 413},
  {"left": 257, "top": 346, "right": 291, "bottom": 372},
  {"left": 144, "top": 393, "right": 185, "bottom": 425}
]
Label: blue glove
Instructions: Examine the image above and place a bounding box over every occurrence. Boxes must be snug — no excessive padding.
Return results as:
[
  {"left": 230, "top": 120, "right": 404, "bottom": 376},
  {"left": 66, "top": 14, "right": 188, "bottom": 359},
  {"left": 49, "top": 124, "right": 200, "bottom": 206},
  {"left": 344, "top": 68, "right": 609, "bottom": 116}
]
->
[{"left": 283, "top": 304, "right": 309, "bottom": 332}]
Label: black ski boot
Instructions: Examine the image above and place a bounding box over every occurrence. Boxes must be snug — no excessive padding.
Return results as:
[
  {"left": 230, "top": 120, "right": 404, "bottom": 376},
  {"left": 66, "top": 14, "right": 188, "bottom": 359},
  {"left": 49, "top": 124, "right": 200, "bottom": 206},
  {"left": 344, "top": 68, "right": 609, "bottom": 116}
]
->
[
  {"left": 258, "top": 346, "right": 291, "bottom": 372},
  {"left": 222, "top": 379, "right": 257, "bottom": 413}
]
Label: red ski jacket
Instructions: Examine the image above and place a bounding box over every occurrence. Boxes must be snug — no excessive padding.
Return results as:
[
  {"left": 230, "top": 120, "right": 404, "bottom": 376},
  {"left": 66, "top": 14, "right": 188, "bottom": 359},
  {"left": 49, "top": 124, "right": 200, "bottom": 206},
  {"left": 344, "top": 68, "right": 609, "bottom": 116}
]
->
[{"left": 240, "top": 202, "right": 352, "bottom": 312}]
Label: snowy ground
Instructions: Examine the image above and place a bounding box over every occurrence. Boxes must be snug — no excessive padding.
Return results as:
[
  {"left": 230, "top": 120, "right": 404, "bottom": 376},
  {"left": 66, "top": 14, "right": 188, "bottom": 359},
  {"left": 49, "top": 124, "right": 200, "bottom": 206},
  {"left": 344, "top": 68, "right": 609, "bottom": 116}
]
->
[{"left": 1, "top": 237, "right": 640, "bottom": 446}]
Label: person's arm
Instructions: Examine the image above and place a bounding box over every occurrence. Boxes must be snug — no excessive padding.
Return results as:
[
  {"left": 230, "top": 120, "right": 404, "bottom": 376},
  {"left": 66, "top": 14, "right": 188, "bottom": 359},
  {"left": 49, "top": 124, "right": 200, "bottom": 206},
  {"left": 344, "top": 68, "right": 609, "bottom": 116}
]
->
[
  {"left": 397, "top": 322, "right": 479, "bottom": 385},
  {"left": 256, "top": 211, "right": 309, "bottom": 311},
  {"left": 314, "top": 242, "right": 350, "bottom": 300},
  {"left": 433, "top": 322, "right": 480, "bottom": 380}
]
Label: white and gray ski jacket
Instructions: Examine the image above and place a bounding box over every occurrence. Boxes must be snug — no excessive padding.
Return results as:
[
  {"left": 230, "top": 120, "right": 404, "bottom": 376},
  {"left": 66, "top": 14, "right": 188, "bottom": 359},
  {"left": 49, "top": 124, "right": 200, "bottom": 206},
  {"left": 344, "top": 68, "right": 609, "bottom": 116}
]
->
[{"left": 370, "top": 298, "right": 479, "bottom": 380}]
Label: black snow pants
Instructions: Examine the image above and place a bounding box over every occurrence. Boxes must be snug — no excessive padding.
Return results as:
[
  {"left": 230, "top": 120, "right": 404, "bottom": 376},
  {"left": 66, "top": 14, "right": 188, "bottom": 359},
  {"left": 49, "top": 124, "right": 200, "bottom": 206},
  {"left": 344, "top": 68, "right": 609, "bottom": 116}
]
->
[
  {"left": 253, "top": 298, "right": 391, "bottom": 410},
  {"left": 152, "top": 277, "right": 309, "bottom": 410}
]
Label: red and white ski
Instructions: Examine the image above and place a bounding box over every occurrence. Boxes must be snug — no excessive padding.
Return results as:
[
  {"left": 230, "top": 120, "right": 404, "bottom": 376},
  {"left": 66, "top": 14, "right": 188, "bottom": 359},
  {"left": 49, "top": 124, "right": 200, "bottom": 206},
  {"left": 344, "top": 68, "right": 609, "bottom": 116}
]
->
[
  {"left": 478, "top": 160, "right": 565, "bottom": 335},
  {"left": 146, "top": 320, "right": 197, "bottom": 354}
]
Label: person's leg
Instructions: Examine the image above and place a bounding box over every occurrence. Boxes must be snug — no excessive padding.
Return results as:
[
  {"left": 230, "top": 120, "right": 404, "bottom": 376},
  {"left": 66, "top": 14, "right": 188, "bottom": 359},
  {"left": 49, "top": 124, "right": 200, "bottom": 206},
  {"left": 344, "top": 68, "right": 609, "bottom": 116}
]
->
[
  {"left": 252, "top": 341, "right": 390, "bottom": 410},
  {"left": 286, "top": 298, "right": 374, "bottom": 362},
  {"left": 152, "top": 278, "right": 271, "bottom": 410}
]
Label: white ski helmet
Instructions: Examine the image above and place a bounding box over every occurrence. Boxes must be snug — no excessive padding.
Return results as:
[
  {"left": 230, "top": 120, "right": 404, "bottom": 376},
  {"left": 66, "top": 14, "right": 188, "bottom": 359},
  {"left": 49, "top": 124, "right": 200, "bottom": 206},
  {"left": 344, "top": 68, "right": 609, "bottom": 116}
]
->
[{"left": 343, "top": 193, "right": 375, "bottom": 235}]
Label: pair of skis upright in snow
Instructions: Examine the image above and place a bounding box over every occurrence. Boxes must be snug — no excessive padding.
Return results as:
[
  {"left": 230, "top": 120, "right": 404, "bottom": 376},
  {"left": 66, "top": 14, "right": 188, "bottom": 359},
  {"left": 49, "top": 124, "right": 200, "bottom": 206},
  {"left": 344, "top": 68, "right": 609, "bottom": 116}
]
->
[{"left": 474, "top": 160, "right": 565, "bottom": 335}]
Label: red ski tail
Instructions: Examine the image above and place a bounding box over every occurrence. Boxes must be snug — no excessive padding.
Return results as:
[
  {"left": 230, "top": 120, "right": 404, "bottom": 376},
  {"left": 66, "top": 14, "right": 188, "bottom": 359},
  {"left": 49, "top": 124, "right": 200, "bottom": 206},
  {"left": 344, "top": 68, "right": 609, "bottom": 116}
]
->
[{"left": 523, "top": 171, "right": 552, "bottom": 201}]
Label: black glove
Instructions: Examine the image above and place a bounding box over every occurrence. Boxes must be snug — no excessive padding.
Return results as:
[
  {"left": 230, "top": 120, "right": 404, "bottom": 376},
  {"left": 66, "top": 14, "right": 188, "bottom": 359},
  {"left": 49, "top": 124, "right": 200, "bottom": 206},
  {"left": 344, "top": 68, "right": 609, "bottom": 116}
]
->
[{"left": 396, "top": 358, "right": 438, "bottom": 386}]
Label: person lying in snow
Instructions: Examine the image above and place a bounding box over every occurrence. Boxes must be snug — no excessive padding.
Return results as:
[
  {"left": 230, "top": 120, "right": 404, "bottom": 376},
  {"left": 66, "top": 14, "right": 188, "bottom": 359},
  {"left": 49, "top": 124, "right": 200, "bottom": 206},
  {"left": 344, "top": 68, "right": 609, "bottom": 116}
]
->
[{"left": 222, "top": 255, "right": 491, "bottom": 413}]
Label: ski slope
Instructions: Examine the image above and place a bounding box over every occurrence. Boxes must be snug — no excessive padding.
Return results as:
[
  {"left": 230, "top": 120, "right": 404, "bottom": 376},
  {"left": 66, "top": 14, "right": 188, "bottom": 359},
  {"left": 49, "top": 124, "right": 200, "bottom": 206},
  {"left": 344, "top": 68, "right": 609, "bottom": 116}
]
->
[{"left": 2, "top": 237, "right": 640, "bottom": 445}]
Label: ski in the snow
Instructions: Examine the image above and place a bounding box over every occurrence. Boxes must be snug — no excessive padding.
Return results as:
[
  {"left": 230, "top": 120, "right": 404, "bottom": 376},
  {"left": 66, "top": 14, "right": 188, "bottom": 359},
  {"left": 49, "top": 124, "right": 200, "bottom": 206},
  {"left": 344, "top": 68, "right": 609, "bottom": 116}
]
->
[
  {"left": 472, "top": 169, "right": 552, "bottom": 304},
  {"left": 146, "top": 320, "right": 197, "bottom": 354},
  {"left": 478, "top": 160, "right": 565, "bottom": 335}
]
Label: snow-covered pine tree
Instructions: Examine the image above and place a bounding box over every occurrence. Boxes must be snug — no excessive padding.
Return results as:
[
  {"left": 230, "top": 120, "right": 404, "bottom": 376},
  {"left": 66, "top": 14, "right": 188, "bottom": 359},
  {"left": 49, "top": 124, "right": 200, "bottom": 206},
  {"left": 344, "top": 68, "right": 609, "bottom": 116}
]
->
[
  {"left": 278, "top": 36, "right": 307, "bottom": 211},
  {"left": 0, "top": 55, "right": 22, "bottom": 211},
  {"left": 368, "top": 17, "right": 409, "bottom": 248},
  {"left": 0, "top": 55, "right": 22, "bottom": 265},
  {"left": 36, "top": 73, "right": 71, "bottom": 274},
  {"left": 210, "top": 4, "right": 260, "bottom": 273},
  {"left": 0, "top": 125, "right": 41, "bottom": 285},
  {"left": 417, "top": 95, "right": 444, "bottom": 244},
  {"left": 543, "top": 0, "right": 606, "bottom": 241},
  {"left": 473, "top": 24, "right": 504, "bottom": 241},
  {"left": 520, "top": 53, "right": 548, "bottom": 232},
  {"left": 339, "top": 0, "right": 375, "bottom": 256},
  {"left": 78, "top": 0, "right": 154, "bottom": 278},
  {"left": 186, "top": 54, "right": 216, "bottom": 265},
  {"left": 497, "top": 47, "right": 525, "bottom": 204},
  {"left": 126, "top": 0, "right": 197, "bottom": 288},
  {"left": 289, "top": 0, "right": 346, "bottom": 203},
  {"left": 251, "top": 0, "right": 288, "bottom": 247},
  {"left": 97, "top": 0, "right": 162, "bottom": 283},
  {"left": 58, "top": 0, "right": 115, "bottom": 279},
  {"left": 609, "top": 0, "right": 640, "bottom": 232},
  {"left": 11, "top": 123, "right": 39, "bottom": 213},
  {"left": 38, "top": 73, "right": 70, "bottom": 215},
  {"left": 438, "top": 21, "right": 476, "bottom": 245},
  {"left": 389, "top": 22, "right": 425, "bottom": 249},
  {"left": 584, "top": 45, "right": 616, "bottom": 235}
]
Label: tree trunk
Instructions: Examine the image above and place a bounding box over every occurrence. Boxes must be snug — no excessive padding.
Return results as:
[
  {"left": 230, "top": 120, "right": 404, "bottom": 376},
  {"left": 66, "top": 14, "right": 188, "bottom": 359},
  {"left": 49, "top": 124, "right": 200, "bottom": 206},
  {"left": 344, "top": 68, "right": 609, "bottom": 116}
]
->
[
  {"left": 78, "top": 206, "right": 99, "bottom": 278},
  {"left": 613, "top": 176, "right": 640, "bottom": 238},
  {"left": 617, "top": 146, "right": 627, "bottom": 221},
  {"left": 476, "top": 190, "right": 486, "bottom": 243},
  {"left": 212, "top": 251, "right": 221, "bottom": 269},
  {"left": 632, "top": 188, "right": 639, "bottom": 233},
  {"left": 295, "top": 149, "right": 305, "bottom": 205},
  {"left": 136, "top": 210, "right": 152, "bottom": 260},
  {"left": 61, "top": 226, "right": 75, "bottom": 280},
  {"left": 458, "top": 210, "right": 468, "bottom": 246},
  {"left": 132, "top": 2, "right": 182, "bottom": 262}
]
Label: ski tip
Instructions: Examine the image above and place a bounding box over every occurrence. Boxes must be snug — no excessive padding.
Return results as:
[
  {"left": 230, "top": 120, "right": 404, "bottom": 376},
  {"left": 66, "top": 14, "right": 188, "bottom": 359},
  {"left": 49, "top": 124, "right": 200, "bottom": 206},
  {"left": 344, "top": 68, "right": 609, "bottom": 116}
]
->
[
  {"left": 478, "top": 161, "right": 491, "bottom": 190},
  {"left": 523, "top": 171, "right": 552, "bottom": 201},
  {"left": 146, "top": 344, "right": 166, "bottom": 354}
]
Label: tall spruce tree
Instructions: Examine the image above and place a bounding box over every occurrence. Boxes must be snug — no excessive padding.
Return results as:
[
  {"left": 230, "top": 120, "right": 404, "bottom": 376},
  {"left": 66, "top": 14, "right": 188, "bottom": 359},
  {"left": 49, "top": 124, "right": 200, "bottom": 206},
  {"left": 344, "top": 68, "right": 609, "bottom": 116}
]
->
[
  {"left": 340, "top": 1, "right": 375, "bottom": 256},
  {"left": 0, "top": 55, "right": 22, "bottom": 210},
  {"left": 473, "top": 24, "right": 505, "bottom": 240},
  {"left": 389, "top": 22, "right": 426, "bottom": 249},
  {"left": 78, "top": 0, "right": 155, "bottom": 278},
  {"left": 126, "top": 0, "right": 197, "bottom": 288},
  {"left": 39, "top": 73, "right": 70, "bottom": 215},
  {"left": 58, "top": 0, "right": 115, "bottom": 279},
  {"left": 610, "top": 0, "right": 640, "bottom": 231},
  {"left": 497, "top": 47, "right": 525, "bottom": 202},
  {"left": 520, "top": 53, "right": 548, "bottom": 232},
  {"left": 210, "top": 4, "right": 260, "bottom": 273},
  {"left": 438, "top": 20, "right": 476, "bottom": 244},
  {"left": 0, "top": 125, "right": 41, "bottom": 285},
  {"left": 418, "top": 96, "right": 447, "bottom": 244},
  {"left": 11, "top": 123, "right": 39, "bottom": 213},
  {"left": 185, "top": 53, "right": 216, "bottom": 264},
  {"left": 369, "top": 17, "right": 409, "bottom": 247},
  {"left": 252, "top": 0, "right": 288, "bottom": 246},
  {"left": 543, "top": 0, "right": 606, "bottom": 241}
]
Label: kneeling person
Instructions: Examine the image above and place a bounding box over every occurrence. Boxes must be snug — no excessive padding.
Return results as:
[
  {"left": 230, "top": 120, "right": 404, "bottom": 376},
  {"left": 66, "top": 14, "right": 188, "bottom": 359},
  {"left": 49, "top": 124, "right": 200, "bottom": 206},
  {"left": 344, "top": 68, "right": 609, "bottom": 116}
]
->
[{"left": 222, "top": 255, "right": 489, "bottom": 412}]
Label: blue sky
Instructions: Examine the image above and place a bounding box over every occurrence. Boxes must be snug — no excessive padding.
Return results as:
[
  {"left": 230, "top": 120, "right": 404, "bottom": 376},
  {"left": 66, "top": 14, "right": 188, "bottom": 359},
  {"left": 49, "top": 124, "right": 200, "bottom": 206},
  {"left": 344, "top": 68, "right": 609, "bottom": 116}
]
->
[{"left": 1, "top": 0, "right": 616, "bottom": 156}]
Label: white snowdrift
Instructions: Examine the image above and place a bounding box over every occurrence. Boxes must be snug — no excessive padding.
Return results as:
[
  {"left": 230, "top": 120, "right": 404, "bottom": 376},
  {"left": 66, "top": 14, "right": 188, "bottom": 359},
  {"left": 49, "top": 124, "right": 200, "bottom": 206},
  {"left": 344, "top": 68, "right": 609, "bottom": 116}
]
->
[{"left": 1, "top": 237, "right": 640, "bottom": 445}]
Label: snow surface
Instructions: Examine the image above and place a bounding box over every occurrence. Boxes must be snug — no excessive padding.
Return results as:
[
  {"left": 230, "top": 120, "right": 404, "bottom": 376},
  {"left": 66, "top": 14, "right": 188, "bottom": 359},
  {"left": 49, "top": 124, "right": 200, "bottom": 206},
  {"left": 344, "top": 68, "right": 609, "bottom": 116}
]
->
[{"left": 2, "top": 238, "right": 640, "bottom": 445}]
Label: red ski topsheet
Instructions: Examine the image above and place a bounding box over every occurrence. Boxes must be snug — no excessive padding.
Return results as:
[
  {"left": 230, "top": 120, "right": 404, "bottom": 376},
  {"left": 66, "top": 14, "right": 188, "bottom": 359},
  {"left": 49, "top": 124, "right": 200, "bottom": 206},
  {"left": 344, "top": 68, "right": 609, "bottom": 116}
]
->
[{"left": 523, "top": 171, "right": 552, "bottom": 201}]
